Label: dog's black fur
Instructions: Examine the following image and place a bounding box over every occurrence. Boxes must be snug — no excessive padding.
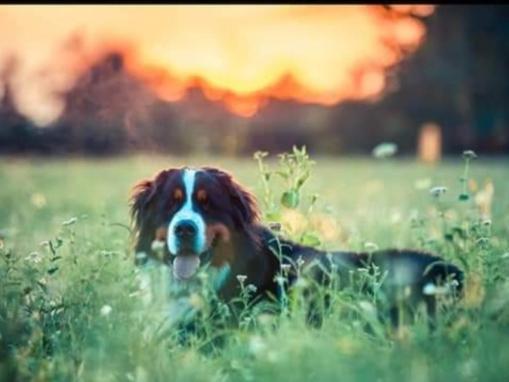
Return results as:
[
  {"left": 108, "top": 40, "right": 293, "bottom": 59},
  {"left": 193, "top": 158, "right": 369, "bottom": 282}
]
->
[{"left": 130, "top": 166, "right": 464, "bottom": 327}]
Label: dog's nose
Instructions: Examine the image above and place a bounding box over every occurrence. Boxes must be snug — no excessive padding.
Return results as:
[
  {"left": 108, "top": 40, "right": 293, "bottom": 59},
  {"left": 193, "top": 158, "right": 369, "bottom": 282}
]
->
[{"left": 174, "top": 220, "right": 197, "bottom": 239}]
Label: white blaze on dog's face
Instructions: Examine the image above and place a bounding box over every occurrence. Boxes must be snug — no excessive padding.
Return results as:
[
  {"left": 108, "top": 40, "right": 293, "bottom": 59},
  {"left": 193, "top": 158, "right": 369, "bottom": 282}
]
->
[
  {"left": 167, "top": 169, "right": 207, "bottom": 281},
  {"left": 167, "top": 169, "right": 206, "bottom": 256}
]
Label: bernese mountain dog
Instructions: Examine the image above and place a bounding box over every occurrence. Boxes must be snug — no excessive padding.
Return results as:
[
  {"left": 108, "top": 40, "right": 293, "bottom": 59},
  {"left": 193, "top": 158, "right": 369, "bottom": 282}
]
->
[{"left": 130, "top": 166, "right": 463, "bottom": 329}]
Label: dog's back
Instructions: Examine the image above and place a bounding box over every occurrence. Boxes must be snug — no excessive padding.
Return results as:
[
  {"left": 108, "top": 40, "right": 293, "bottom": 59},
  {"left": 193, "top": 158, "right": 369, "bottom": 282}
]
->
[{"left": 255, "top": 226, "right": 463, "bottom": 326}]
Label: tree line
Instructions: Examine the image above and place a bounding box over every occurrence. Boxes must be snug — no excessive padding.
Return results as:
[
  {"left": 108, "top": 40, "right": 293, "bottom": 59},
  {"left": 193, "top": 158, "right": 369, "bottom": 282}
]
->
[{"left": 1, "top": 5, "right": 508, "bottom": 156}]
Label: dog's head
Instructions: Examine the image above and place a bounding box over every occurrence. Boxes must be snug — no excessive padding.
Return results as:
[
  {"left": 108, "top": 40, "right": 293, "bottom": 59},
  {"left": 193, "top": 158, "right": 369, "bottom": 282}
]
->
[{"left": 130, "top": 167, "right": 260, "bottom": 280}]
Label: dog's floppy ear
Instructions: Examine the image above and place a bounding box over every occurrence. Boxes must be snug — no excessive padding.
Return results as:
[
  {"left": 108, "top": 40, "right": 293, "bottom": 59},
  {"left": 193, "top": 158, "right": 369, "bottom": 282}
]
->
[
  {"left": 204, "top": 167, "right": 260, "bottom": 229},
  {"left": 129, "top": 169, "right": 174, "bottom": 257}
]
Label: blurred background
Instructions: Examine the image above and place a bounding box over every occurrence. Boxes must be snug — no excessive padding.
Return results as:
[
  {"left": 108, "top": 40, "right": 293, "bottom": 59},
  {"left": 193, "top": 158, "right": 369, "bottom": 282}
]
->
[{"left": 0, "top": 5, "right": 508, "bottom": 158}]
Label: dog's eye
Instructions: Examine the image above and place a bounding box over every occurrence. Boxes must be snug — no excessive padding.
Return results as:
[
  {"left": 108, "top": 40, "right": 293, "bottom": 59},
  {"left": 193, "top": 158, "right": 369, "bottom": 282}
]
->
[
  {"left": 173, "top": 188, "right": 183, "bottom": 202},
  {"left": 197, "top": 189, "right": 208, "bottom": 205}
]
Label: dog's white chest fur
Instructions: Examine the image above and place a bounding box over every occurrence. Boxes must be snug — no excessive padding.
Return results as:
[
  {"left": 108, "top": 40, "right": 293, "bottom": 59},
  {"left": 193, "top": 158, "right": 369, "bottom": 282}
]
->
[{"left": 136, "top": 258, "right": 230, "bottom": 327}]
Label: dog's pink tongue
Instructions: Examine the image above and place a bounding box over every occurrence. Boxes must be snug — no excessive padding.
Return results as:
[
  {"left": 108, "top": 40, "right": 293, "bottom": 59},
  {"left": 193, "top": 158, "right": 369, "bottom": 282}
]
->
[{"left": 173, "top": 255, "right": 200, "bottom": 281}]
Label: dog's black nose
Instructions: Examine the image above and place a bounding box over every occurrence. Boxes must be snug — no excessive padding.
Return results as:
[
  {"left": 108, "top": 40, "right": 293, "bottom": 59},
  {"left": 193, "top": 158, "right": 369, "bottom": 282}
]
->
[{"left": 174, "top": 220, "right": 197, "bottom": 239}]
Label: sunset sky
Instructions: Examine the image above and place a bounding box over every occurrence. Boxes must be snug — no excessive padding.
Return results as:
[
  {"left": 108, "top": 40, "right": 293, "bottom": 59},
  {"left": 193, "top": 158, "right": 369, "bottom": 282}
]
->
[{"left": 0, "top": 5, "right": 434, "bottom": 125}]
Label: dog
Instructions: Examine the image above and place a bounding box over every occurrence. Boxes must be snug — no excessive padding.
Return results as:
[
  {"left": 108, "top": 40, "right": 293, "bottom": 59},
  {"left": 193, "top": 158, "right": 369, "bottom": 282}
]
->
[{"left": 130, "top": 166, "right": 464, "bottom": 329}]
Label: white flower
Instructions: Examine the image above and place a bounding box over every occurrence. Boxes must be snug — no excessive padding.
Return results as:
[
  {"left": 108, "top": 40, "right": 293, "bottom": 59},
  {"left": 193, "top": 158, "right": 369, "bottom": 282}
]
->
[
  {"left": 358, "top": 300, "right": 377, "bottom": 320},
  {"left": 422, "top": 283, "right": 451, "bottom": 296},
  {"left": 30, "top": 193, "right": 47, "bottom": 208},
  {"left": 236, "top": 275, "right": 247, "bottom": 284},
  {"left": 275, "top": 275, "right": 286, "bottom": 285},
  {"left": 294, "top": 277, "right": 309, "bottom": 289},
  {"left": 248, "top": 335, "right": 267, "bottom": 356},
  {"left": 372, "top": 142, "right": 398, "bottom": 158},
  {"left": 364, "top": 242, "right": 379, "bottom": 252},
  {"left": 150, "top": 240, "right": 165, "bottom": 252},
  {"left": 100, "top": 305, "right": 112, "bottom": 316},
  {"left": 462, "top": 150, "right": 477, "bottom": 160},
  {"left": 430, "top": 186, "right": 447, "bottom": 198},
  {"left": 25, "top": 252, "right": 42, "bottom": 264},
  {"left": 62, "top": 217, "right": 78, "bottom": 226},
  {"left": 414, "top": 178, "right": 432, "bottom": 190},
  {"left": 135, "top": 252, "right": 147, "bottom": 261},
  {"left": 266, "top": 350, "right": 280, "bottom": 363}
]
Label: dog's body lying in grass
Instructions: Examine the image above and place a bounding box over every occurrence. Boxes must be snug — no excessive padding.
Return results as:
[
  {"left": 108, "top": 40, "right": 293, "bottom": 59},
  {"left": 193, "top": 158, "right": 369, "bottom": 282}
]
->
[{"left": 130, "top": 166, "right": 463, "bottom": 329}]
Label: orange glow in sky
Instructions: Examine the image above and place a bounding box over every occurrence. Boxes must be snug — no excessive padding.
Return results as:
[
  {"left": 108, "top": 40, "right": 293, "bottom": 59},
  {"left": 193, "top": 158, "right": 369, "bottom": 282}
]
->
[{"left": 0, "top": 5, "right": 434, "bottom": 125}]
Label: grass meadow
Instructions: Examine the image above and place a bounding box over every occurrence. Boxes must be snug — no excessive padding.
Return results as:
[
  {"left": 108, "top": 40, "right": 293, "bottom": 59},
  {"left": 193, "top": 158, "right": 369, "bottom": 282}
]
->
[{"left": 1, "top": 152, "right": 509, "bottom": 381}]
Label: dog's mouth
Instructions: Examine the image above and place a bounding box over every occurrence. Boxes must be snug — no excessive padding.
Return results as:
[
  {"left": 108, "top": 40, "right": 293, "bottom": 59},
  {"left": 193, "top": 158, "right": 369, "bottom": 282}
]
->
[
  {"left": 171, "top": 240, "right": 216, "bottom": 281},
  {"left": 172, "top": 253, "right": 201, "bottom": 281},
  {"left": 168, "top": 223, "right": 232, "bottom": 281}
]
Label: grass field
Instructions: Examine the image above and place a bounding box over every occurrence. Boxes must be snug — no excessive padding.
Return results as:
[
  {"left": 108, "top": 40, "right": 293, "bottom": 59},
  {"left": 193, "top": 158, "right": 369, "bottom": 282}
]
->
[{"left": 1, "top": 152, "right": 509, "bottom": 381}]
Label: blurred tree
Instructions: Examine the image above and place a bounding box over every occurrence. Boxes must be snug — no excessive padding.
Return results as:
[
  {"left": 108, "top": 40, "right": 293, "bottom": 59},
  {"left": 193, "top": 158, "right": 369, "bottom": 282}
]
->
[
  {"left": 1, "top": 5, "right": 508, "bottom": 156},
  {"left": 0, "top": 59, "right": 38, "bottom": 153}
]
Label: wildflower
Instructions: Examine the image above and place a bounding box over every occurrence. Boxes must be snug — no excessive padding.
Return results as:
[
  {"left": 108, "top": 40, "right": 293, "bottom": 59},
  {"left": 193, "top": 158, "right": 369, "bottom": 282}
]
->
[
  {"left": 25, "top": 252, "right": 42, "bottom": 264},
  {"left": 460, "top": 358, "right": 478, "bottom": 379},
  {"left": 62, "top": 217, "right": 77, "bottom": 226},
  {"left": 462, "top": 150, "right": 477, "bottom": 160},
  {"left": 294, "top": 277, "right": 309, "bottom": 289},
  {"left": 364, "top": 242, "right": 378, "bottom": 252},
  {"left": 414, "top": 178, "right": 432, "bottom": 190},
  {"left": 253, "top": 151, "right": 269, "bottom": 160},
  {"left": 246, "top": 284, "right": 258, "bottom": 293},
  {"left": 390, "top": 211, "right": 402, "bottom": 224},
  {"left": 422, "top": 283, "right": 438, "bottom": 296},
  {"left": 248, "top": 335, "right": 267, "bottom": 356},
  {"left": 429, "top": 186, "right": 447, "bottom": 198},
  {"left": 150, "top": 239, "right": 165, "bottom": 252},
  {"left": 188, "top": 293, "right": 204, "bottom": 310},
  {"left": 281, "top": 264, "right": 291, "bottom": 273},
  {"left": 257, "top": 313, "right": 275, "bottom": 327},
  {"left": 336, "top": 336, "right": 358, "bottom": 355},
  {"left": 275, "top": 275, "right": 286, "bottom": 286},
  {"left": 236, "top": 275, "right": 247, "bottom": 284},
  {"left": 297, "top": 256, "right": 305, "bottom": 268},
  {"left": 30, "top": 193, "right": 47, "bottom": 208},
  {"left": 422, "top": 282, "right": 454, "bottom": 296},
  {"left": 476, "top": 237, "right": 489, "bottom": 247},
  {"left": 372, "top": 142, "right": 398, "bottom": 159},
  {"left": 266, "top": 350, "right": 280, "bottom": 363},
  {"left": 135, "top": 252, "right": 147, "bottom": 262},
  {"left": 218, "top": 302, "right": 231, "bottom": 318},
  {"left": 100, "top": 305, "right": 112, "bottom": 316},
  {"left": 358, "top": 300, "right": 377, "bottom": 320}
]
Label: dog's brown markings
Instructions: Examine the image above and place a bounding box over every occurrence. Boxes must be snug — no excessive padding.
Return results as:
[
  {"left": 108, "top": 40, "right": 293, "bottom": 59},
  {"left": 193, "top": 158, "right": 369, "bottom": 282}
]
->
[
  {"left": 155, "top": 226, "right": 167, "bottom": 241},
  {"left": 173, "top": 188, "right": 183, "bottom": 202},
  {"left": 206, "top": 223, "right": 233, "bottom": 266},
  {"left": 197, "top": 189, "right": 208, "bottom": 204}
]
